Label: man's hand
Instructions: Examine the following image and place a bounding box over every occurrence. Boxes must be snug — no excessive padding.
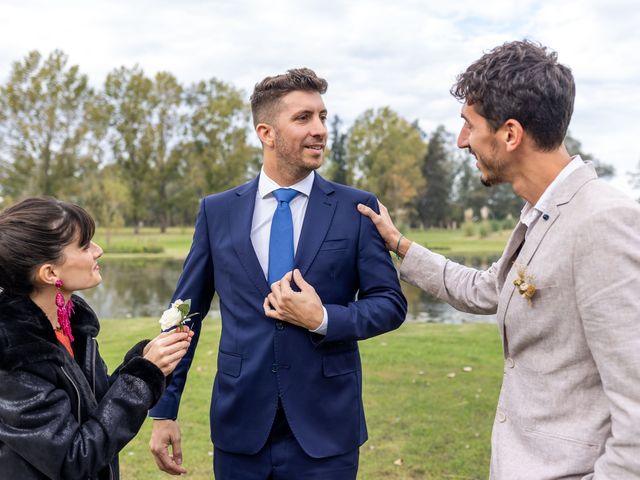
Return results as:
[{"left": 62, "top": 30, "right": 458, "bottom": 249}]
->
[
  {"left": 149, "top": 419, "right": 187, "bottom": 475},
  {"left": 263, "top": 269, "right": 324, "bottom": 330},
  {"left": 357, "top": 200, "right": 410, "bottom": 257}
]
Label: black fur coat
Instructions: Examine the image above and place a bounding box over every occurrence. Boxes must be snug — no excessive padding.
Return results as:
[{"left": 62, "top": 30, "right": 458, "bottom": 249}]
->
[{"left": 0, "top": 292, "right": 165, "bottom": 479}]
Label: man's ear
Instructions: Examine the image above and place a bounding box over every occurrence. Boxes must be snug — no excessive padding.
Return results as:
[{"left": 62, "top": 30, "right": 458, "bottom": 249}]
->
[
  {"left": 34, "top": 263, "right": 58, "bottom": 287},
  {"left": 501, "top": 118, "right": 524, "bottom": 152},
  {"left": 256, "top": 123, "right": 275, "bottom": 148}
]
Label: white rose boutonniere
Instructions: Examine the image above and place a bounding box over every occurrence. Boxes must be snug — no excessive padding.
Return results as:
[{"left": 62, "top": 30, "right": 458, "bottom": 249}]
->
[
  {"left": 159, "top": 299, "right": 197, "bottom": 332},
  {"left": 513, "top": 264, "right": 536, "bottom": 306}
]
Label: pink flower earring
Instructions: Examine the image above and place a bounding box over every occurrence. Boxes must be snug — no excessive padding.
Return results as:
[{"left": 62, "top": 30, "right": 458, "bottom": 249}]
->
[{"left": 55, "top": 280, "right": 75, "bottom": 342}]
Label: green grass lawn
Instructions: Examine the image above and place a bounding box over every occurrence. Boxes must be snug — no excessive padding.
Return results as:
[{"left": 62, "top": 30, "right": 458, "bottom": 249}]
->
[
  {"left": 94, "top": 226, "right": 511, "bottom": 259},
  {"left": 99, "top": 318, "right": 502, "bottom": 479}
]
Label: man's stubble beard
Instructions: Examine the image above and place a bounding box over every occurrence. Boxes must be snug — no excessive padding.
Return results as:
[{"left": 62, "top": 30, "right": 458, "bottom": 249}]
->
[{"left": 274, "top": 131, "right": 323, "bottom": 179}]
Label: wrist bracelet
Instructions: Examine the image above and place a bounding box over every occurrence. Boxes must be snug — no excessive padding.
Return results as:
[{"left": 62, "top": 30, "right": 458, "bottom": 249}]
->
[{"left": 394, "top": 234, "right": 405, "bottom": 259}]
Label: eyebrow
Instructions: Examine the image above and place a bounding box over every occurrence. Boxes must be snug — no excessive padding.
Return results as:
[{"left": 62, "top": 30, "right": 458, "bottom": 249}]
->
[{"left": 291, "top": 108, "right": 328, "bottom": 117}]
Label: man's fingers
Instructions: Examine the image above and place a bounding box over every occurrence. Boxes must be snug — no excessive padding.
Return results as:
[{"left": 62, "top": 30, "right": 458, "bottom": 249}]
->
[
  {"left": 263, "top": 296, "right": 280, "bottom": 319},
  {"left": 292, "top": 269, "right": 312, "bottom": 291},
  {"left": 357, "top": 203, "right": 377, "bottom": 221},
  {"left": 270, "top": 281, "right": 283, "bottom": 304},
  {"left": 279, "top": 271, "right": 295, "bottom": 295},
  {"left": 172, "top": 436, "right": 183, "bottom": 467},
  {"left": 149, "top": 421, "right": 187, "bottom": 475},
  {"left": 152, "top": 448, "right": 182, "bottom": 474}
]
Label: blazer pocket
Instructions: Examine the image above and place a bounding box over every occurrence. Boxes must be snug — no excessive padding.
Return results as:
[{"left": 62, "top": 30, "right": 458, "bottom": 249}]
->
[
  {"left": 217, "top": 351, "right": 242, "bottom": 378},
  {"left": 523, "top": 426, "right": 599, "bottom": 450},
  {"left": 319, "top": 239, "right": 348, "bottom": 251},
  {"left": 323, "top": 351, "right": 357, "bottom": 377}
]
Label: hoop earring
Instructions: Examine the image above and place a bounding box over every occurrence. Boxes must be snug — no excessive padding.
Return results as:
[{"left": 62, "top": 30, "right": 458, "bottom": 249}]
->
[{"left": 55, "top": 280, "right": 75, "bottom": 342}]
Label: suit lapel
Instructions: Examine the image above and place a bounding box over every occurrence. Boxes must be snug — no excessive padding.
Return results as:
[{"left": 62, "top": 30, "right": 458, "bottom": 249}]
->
[
  {"left": 294, "top": 174, "right": 337, "bottom": 277},
  {"left": 228, "top": 177, "right": 271, "bottom": 297},
  {"left": 496, "top": 222, "right": 528, "bottom": 290},
  {"left": 515, "top": 162, "right": 597, "bottom": 269},
  {"left": 497, "top": 162, "right": 599, "bottom": 354}
]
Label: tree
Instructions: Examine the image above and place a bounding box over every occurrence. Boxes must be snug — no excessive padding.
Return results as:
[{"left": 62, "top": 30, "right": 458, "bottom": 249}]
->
[
  {"left": 413, "top": 125, "right": 455, "bottom": 228},
  {"left": 324, "top": 115, "right": 349, "bottom": 185},
  {"left": 103, "top": 65, "right": 156, "bottom": 233},
  {"left": 146, "top": 72, "right": 185, "bottom": 232},
  {"left": 450, "top": 153, "right": 522, "bottom": 222},
  {"left": 346, "top": 107, "right": 426, "bottom": 223},
  {"left": 565, "top": 131, "right": 615, "bottom": 179},
  {"left": 81, "top": 164, "right": 130, "bottom": 243},
  {"left": 0, "top": 50, "right": 98, "bottom": 202},
  {"left": 451, "top": 153, "right": 490, "bottom": 221},
  {"left": 175, "top": 78, "right": 256, "bottom": 222}
]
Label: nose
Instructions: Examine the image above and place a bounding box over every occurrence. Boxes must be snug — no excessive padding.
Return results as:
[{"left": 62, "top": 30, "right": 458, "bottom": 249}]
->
[
  {"left": 457, "top": 124, "right": 469, "bottom": 149},
  {"left": 310, "top": 115, "right": 327, "bottom": 138},
  {"left": 92, "top": 241, "right": 104, "bottom": 259}
]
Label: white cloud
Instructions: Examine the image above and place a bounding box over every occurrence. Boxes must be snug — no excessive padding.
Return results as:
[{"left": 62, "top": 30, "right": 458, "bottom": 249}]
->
[{"left": 1, "top": 0, "right": 638, "bottom": 195}]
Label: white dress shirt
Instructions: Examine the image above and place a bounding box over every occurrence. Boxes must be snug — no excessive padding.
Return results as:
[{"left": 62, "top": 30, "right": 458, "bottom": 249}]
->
[
  {"left": 251, "top": 168, "right": 328, "bottom": 335},
  {"left": 519, "top": 155, "right": 584, "bottom": 237}
]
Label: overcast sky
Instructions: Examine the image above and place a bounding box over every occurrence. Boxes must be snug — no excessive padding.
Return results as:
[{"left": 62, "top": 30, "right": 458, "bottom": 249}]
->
[{"left": 1, "top": 0, "right": 639, "bottom": 196}]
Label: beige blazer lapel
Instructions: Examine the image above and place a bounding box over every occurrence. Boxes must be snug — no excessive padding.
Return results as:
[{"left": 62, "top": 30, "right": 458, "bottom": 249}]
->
[{"left": 496, "top": 162, "right": 598, "bottom": 357}]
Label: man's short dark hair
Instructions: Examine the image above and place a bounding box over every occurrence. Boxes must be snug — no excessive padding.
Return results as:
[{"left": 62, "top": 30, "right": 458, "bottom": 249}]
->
[
  {"left": 451, "top": 40, "right": 575, "bottom": 151},
  {"left": 250, "top": 68, "right": 328, "bottom": 127}
]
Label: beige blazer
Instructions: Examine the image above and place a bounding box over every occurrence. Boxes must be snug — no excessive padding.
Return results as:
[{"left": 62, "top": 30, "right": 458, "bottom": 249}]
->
[{"left": 400, "top": 163, "right": 640, "bottom": 479}]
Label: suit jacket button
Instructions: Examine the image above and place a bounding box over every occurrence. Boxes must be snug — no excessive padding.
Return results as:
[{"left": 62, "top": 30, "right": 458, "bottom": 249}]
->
[
  {"left": 505, "top": 357, "right": 515, "bottom": 368},
  {"left": 276, "top": 321, "right": 284, "bottom": 330},
  {"left": 497, "top": 411, "right": 507, "bottom": 423}
]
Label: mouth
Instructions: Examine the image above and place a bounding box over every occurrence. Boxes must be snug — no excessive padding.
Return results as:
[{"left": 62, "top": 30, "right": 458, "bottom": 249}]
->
[{"left": 304, "top": 144, "right": 325, "bottom": 152}]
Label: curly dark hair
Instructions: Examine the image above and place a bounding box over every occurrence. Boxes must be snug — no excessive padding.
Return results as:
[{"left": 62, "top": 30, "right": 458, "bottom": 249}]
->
[
  {"left": 0, "top": 197, "right": 95, "bottom": 296},
  {"left": 451, "top": 40, "right": 575, "bottom": 151},
  {"left": 250, "top": 68, "right": 328, "bottom": 127}
]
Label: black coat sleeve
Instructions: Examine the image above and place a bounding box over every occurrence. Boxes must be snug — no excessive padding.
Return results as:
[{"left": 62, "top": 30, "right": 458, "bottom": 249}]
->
[{"left": 0, "top": 357, "right": 164, "bottom": 480}]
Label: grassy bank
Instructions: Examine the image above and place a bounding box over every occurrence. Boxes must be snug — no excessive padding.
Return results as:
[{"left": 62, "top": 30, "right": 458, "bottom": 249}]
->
[
  {"left": 99, "top": 318, "right": 502, "bottom": 479},
  {"left": 94, "top": 226, "right": 511, "bottom": 259}
]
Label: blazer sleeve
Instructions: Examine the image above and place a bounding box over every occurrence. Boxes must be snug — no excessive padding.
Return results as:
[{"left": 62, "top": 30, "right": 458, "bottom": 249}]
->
[
  {"left": 399, "top": 242, "right": 501, "bottom": 315},
  {"left": 149, "top": 198, "right": 216, "bottom": 419},
  {"left": 575, "top": 203, "right": 640, "bottom": 477},
  {"left": 321, "top": 195, "right": 407, "bottom": 342}
]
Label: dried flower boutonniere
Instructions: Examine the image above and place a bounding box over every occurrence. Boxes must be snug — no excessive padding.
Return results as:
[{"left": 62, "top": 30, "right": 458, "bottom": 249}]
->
[{"left": 513, "top": 264, "right": 536, "bottom": 306}]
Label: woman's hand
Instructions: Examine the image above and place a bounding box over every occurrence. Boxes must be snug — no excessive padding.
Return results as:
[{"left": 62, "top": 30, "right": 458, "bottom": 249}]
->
[{"left": 143, "top": 329, "right": 194, "bottom": 376}]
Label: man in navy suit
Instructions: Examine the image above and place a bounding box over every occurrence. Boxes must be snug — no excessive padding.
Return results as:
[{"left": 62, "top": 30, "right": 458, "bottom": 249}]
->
[{"left": 148, "top": 68, "right": 407, "bottom": 479}]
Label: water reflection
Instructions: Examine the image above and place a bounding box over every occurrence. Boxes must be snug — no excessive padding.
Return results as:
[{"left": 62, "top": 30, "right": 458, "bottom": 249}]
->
[{"left": 79, "top": 255, "right": 500, "bottom": 324}]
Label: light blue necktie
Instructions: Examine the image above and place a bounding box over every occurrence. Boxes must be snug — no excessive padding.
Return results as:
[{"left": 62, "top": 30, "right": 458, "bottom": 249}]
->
[{"left": 268, "top": 188, "right": 299, "bottom": 285}]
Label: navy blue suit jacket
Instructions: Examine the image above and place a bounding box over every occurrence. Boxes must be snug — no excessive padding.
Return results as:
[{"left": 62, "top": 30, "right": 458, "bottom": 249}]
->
[{"left": 149, "top": 174, "right": 407, "bottom": 458}]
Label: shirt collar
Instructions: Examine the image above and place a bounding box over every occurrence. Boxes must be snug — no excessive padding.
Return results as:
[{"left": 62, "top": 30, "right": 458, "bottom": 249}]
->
[
  {"left": 258, "top": 167, "right": 315, "bottom": 199},
  {"left": 520, "top": 155, "right": 584, "bottom": 225}
]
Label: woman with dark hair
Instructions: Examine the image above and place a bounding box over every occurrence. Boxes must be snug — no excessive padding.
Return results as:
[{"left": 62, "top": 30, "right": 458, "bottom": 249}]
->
[{"left": 0, "top": 197, "right": 193, "bottom": 479}]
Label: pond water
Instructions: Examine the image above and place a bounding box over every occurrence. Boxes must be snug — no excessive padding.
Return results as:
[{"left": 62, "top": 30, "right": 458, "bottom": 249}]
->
[{"left": 78, "top": 256, "right": 499, "bottom": 324}]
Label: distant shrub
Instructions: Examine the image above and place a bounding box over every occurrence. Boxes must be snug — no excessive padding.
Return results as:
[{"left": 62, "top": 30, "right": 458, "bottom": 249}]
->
[
  {"left": 479, "top": 225, "right": 489, "bottom": 238},
  {"left": 103, "top": 242, "right": 164, "bottom": 254},
  {"left": 501, "top": 217, "right": 516, "bottom": 230},
  {"left": 490, "top": 220, "right": 501, "bottom": 232},
  {"left": 463, "top": 223, "right": 475, "bottom": 237}
]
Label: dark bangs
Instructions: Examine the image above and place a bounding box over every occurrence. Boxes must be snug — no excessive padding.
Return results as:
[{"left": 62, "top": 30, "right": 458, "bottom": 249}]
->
[{"left": 63, "top": 202, "right": 96, "bottom": 247}]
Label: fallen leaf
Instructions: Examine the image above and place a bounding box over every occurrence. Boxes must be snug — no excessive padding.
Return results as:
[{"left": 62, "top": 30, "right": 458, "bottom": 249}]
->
[
  {"left": 393, "top": 458, "right": 403, "bottom": 466},
  {"left": 447, "top": 372, "right": 456, "bottom": 378},
  {"left": 463, "top": 366, "right": 473, "bottom": 372}
]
